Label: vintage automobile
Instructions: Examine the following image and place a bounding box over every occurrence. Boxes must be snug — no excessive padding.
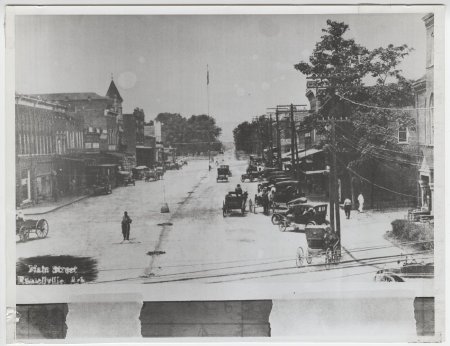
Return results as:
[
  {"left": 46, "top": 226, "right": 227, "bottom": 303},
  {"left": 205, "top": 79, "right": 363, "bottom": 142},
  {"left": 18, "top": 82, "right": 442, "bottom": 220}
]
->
[
  {"left": 374, "top": 256, "right": 434, "bottom": 282},
  {"left": 118, "top": 171, "right": 135, "bottom": 186},
  {"left": 223, "top": 191, "right": 248, "bottom": 216},
  {"left": 276, "top": 202, "right": 329, "bottom": 232},
  {"left": 219, "top": 164, "right": 232, "bottom": 177},
  {"left": 296, "top": 225, "right": 340, "bottom": 268},
  {"left": 16, "top": 215, "right": 49, "bottom": 242},
  {"left": 241, "top": 166, "right": 261, "bottom": 182},
  {"left": 217, "top": 167, "right": 229, "bottom": 182},
  {"left": 271, "top": 180, "right": 302, "bottom": 209},
  {"left": 144, "top": 169, "right": 159, "bottom": 182},
  {"left": 132, "top": 166, "right": 149, "bottom": 180},
  {"left": 92, "top": 181, "right": 112, "bottom": 195}
]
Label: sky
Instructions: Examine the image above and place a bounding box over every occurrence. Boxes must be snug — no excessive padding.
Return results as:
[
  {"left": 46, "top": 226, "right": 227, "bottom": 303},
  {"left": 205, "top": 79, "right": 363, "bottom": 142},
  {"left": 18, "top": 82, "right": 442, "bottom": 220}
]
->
[{"left": 15, "top": 14, "right": 427, "bottom": 141}]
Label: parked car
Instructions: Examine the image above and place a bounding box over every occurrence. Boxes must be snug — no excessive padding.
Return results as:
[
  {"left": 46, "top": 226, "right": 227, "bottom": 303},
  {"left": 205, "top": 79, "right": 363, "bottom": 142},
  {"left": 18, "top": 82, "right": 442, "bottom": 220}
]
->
[{"left": 118, "top": 171, "right": 135, "bottom": 186}]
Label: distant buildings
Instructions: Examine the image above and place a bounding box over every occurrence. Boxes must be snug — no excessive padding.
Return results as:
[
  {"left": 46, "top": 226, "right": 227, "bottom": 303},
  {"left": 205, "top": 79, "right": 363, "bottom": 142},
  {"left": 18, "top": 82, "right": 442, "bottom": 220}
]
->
[{"left": 15, "top": 78, "right": 172, "bottom": 207}]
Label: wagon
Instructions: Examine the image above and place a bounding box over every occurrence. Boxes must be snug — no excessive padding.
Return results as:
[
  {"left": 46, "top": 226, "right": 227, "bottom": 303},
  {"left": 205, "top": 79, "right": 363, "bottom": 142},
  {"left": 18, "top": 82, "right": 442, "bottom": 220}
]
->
[
  {"left": 277, "top": 202, "right": 329, "bottom": 232},
  {"left": 295, "top": 225, "right": 340, "bottom": 268},
  {"left": 248, "top": 193, "right": 270, "bottom": 214},
  {"left": 223, "top": 191, "right": 248, "bottom": 216},
  {"left": 132, "top": 166, "right": 149, "bottom": 180},
  {"left": 217, "top": 167, "right": 229, "bottom": 182},
  {"left": 16, "top": 217, "right": 49, "bottom": 242},
  {"left": 144, "top": 169, "right": 159, "bottom": 182}
]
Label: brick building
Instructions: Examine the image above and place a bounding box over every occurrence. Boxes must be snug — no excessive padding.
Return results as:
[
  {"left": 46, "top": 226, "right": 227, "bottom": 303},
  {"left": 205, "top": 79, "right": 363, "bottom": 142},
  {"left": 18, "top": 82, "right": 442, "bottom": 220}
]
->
[
  {"left": 15, "top": 95, "right": 84, "bottom": 207},
  {"left": 413, "top": 13, "right": 434, "bottom": 213},
  {"left": 136, "top": 122, "right": 157, "bottom": 168}
]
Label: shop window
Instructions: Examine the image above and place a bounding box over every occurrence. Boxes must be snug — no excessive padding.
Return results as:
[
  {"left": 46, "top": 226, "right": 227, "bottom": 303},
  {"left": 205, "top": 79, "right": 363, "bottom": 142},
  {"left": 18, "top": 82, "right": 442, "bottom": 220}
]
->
[
  {"left": 398, "top": 127, "right": 408, "bottom": 144},
  {"left": 429, "top": 94, "right": 434, "bottom": 145},
  {"left": 85, "top": 142, "right": 92, "bottom": 149}
]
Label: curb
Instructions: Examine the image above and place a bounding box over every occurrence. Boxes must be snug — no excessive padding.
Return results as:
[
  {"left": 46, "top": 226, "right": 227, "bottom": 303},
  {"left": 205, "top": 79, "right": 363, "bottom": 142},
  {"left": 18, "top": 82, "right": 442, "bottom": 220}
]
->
[{"left": 22, "top": 195, "right": 91, "bottom": 216}]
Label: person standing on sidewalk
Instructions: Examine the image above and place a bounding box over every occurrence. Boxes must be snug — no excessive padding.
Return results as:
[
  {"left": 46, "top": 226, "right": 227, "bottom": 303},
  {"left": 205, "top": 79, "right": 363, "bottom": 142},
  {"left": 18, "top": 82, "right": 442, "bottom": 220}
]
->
[
  {"left": 121, "top": 211, "right": 132, "bottom": 241},
  {"left": 357, "top": 193, "right": 364, "bottom": 213},
  {"left": 343, "top": 197, "right": 352, "bottom": 219}
]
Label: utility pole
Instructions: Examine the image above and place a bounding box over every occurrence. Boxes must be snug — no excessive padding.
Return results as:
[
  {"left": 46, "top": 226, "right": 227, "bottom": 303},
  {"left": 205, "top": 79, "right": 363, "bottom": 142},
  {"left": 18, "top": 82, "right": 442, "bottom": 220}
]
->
[
  {"left": 275, "top": 109, "right": 282, "bottom": 170},
  {"left": 268, "top": 113, "right": 274, "bottom": 167},
  {"left": 331, "top": 118, "right": 341, "bottom": 248},
  {"left": 290, "top": 104, "right": 296, "bottom": 176}
]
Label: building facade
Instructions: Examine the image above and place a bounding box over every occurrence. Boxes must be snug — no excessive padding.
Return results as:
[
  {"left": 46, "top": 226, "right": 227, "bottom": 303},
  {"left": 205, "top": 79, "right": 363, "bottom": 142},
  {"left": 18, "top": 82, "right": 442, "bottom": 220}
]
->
[
  {"left": 413, "top": 13, "right": 434, "bottom": 213},
  {"left": 15, "top": 95, "right": 84, "bottom": 207}
]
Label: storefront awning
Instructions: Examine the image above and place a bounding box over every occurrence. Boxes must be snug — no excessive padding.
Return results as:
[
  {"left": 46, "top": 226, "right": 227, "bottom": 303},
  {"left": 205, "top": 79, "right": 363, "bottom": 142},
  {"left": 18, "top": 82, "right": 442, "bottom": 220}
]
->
[
  {"left": 282, "top": 148, "right": 323, "bottom": 159},
  {"left": 305, "top": 169, "right": 329, "bottom": 175}
]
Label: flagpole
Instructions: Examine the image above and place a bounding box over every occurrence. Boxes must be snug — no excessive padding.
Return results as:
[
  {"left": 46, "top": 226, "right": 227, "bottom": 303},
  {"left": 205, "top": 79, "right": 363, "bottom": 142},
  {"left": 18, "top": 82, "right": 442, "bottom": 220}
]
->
[
  {"left": 207, "top": 64, "right": 210, "bottom": 117},
  {"left": 207, "top": 64, "right": 211, "bottom": 170}
]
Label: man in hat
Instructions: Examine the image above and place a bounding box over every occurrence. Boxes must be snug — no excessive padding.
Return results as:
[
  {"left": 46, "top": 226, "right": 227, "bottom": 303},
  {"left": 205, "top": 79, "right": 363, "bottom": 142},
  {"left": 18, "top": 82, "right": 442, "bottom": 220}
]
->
[{"left": 121, "top": 211, "right": 132, "bottom": 241}]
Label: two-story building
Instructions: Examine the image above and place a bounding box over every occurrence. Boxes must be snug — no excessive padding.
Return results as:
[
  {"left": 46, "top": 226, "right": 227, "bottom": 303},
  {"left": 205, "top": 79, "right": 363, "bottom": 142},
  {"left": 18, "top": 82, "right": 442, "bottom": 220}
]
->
[{"left": 15, "top": 95, "right": 84, "bottom": 207}]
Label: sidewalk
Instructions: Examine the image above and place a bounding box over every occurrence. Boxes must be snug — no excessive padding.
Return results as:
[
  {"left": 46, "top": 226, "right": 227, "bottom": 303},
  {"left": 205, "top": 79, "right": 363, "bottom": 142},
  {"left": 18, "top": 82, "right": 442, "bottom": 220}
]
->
[
  {"left": 339, "top": 208, "right": 433, "bottom": 268},
  {"left": 20, "top": 194, "right": 90, "bottom": 215}
]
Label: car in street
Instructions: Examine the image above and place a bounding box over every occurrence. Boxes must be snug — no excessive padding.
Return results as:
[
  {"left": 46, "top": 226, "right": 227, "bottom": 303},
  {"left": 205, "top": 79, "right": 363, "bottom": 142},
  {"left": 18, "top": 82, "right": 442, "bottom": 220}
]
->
[{"left": 374, "top": 256, "right": 434, "bottom": 282}]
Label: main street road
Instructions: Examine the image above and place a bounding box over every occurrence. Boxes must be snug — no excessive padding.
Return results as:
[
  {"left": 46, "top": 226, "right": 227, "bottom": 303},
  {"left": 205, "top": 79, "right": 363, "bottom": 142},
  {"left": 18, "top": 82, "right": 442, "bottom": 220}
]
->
[{"left": 16, "top": 153, "right": 433, "bottom": 287}]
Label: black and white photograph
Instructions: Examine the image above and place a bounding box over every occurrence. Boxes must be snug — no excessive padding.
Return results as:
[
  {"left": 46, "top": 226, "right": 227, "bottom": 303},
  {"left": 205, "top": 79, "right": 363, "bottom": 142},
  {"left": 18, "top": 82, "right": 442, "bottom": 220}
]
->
[{"left": 3, "top": 4, "right": 445, "bottom": 343}]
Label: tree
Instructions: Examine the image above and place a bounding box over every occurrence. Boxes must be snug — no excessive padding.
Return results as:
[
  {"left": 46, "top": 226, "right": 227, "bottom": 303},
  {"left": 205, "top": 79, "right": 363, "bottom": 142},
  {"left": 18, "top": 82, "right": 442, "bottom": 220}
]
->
[
  {"left": 233, "top": 116, "right": 271, "bottom": 156},
  {"left": 155, "top": 112, "right": 222, "bottom": 155},
  {"left": 295, "top": 20, "right": 417, "bottom": 206}
]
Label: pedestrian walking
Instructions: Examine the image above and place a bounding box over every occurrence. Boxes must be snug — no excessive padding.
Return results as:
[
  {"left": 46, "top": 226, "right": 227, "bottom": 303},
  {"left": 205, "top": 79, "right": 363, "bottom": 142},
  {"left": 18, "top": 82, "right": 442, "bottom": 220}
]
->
[
  {"left": 121, "top": 211, "right": 132, "bottom": 241},
  {"left": 357, "top": 193, "right": 364, "bottom": 213},
  {"left": 262, "top": 188, "right": 270, "bottom": 215},
  {"left": 343, "top": 197, "right": 352, "bottom": 219}
]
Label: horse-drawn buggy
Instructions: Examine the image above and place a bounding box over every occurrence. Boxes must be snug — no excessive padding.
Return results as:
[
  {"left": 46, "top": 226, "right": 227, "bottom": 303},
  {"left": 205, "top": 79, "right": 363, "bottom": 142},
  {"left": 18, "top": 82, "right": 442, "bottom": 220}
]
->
[
  {"left": 144, "top": 169, "right": 159, "bottom": 182},
  {"left": 295, "top": 225, "right": 341, "bottom": 268},
  {"left": 223, "top": 191, "right": 248, "bottom": 216},
  {"left": 275, "top": 202, "right": 329, "bottom": 232},
  {"left": 16, "top": 215, "right": 49, "bottom": 242},
  {"left": 217, "top": 167, "right": 229, "bottom": 182}
]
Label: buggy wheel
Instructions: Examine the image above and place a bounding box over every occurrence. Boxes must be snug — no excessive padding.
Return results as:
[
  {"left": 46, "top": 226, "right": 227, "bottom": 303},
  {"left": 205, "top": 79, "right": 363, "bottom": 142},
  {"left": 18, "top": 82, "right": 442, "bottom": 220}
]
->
[
  {"left": 296, "top": 247, "right": 305, "bottom": 268},
  {"left": 36, "top": 219, "right": 49, "bottom": 238},
  {"left": 306, "top": 250, "right": 313, "bottom": 264},
  {"left": 325, "top": 248, "right": 333, "bottom": 269},
  {"left": 271, "top": 214, "right": 282, "bottom": 225},
  {"left": 278, "top": 221, "right": 288, "bottom": 232}
]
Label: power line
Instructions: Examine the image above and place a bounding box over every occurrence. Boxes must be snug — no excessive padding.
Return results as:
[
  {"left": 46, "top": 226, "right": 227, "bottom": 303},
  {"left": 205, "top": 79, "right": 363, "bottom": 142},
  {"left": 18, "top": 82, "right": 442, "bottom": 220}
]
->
[
  {"left": 336, "top": 133, "right": 421, "bottom": 167},
  {"left": 330, "top": 145, "right": 418, "bottom": 198},
  {"left": 338, "top": 94, "right": 433, "bottom": 111},
  {"left": 334, "top": 122, "right": 423, "bottom": 158}
]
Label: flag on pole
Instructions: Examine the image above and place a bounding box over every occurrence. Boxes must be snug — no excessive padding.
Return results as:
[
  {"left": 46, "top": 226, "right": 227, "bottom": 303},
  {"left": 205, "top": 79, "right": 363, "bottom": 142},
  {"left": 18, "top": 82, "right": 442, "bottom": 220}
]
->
[{"left": 207, "top": 65, "right": 209, "bottom": 85}]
